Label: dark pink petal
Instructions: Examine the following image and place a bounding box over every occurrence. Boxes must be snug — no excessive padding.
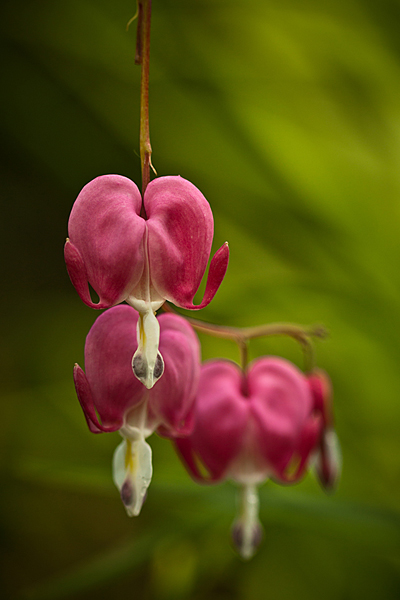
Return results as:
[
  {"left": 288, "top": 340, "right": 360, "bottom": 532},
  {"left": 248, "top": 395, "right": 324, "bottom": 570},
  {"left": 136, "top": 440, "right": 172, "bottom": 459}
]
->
[
  {"left": 307, "top": 369, "right": 333, "bottom": 428},
  {"left": 174, "top": 437, "right": 215, "bottom": 483},
  {"left": 67, "top": 175, "right": 146, "bottom": 308},
  {"left": 148, "top": 312, "right": 201, "bottom": 435},
  {"left": 73, "top": 364, "right": 120, "bottom": 433},
  {"left": 84, "top": 305, "right": 145, "bottom": 427},
  {"left": 177, "top": 360, "right": 248, "bottom": 481},
  {"left": 64, "top": 240, "right": 110, "bottom": 309},
  {"left": 145, "top": 176, "right": 229, "bottom": 309},
  {"left": 248, "top": 358, "right": 314, "bottom": 477},
  {"left": 157, "top": 406, "right": 195, "bottom": 439},
  {"left": 274, "top": 414, "right": 322, "bottom": 483}
]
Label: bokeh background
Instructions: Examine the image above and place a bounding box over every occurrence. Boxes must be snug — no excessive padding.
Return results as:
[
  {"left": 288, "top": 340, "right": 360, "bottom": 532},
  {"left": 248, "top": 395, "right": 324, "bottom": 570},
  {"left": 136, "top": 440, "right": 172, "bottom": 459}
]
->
[{"left": 1, "top": 0, "right": 400, "bottom": 598}]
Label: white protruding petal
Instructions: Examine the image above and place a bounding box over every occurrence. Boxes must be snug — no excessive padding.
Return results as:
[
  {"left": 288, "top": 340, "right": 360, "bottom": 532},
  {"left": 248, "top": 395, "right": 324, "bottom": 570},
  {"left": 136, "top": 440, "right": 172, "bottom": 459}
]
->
[
  {"left": 131, "top": 310, "right": 164, "bottom": 389},
  {"left": 315, "top": 429, "right": 342, "bottom": 491},
  {"left": 112, "top": 436, "right": 153, "bottom": 517},
  {"left": 231, "top": 484, "right": 263, "bottom": 560}
]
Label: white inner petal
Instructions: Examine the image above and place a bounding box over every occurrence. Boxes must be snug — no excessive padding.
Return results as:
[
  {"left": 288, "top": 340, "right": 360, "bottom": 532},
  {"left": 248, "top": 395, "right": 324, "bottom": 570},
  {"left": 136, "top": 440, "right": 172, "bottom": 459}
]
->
[
  {"left": 231, "top": 483, "right": 263, "bottom": 560},
  {"left": 130, "top": 310, "right": 164, "bottom": 389},
  {"left": 127, "top": 228, "right": 165, "bottom": 389},
  {"left": 112, "top": 435, "right": 153, "bottom": 517}
]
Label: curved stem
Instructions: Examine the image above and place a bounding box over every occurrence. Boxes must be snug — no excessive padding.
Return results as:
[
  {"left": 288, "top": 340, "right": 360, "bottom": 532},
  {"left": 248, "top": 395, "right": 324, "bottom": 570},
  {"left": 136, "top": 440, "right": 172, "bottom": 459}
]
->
[
  {"left": 136, "top": 0, "right": 153, "bottom": 200},
  {"left": 162, "top": 302, "right": 327, "bottom": 371}
]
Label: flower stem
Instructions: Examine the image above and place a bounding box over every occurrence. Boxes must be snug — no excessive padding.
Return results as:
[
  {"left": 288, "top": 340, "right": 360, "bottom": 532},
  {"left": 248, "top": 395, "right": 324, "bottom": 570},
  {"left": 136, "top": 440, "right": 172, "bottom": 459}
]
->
[
  {"left": 162, "top": 303, "right": 327, "bottom": 371},
  {"left": 136, "top": 0, "right": 153, "bottom": 201}
]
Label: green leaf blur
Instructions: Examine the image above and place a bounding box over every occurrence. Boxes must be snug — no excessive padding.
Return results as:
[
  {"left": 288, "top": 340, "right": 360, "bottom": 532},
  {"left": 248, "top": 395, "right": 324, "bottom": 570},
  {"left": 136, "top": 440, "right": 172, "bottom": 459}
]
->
[{"left": 1, "top": 0, "right": 399, "bottom": 598}]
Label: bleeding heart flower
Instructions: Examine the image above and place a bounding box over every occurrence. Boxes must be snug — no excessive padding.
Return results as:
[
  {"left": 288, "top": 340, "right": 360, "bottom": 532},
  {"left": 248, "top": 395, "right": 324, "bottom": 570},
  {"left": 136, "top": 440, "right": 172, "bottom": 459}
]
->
[
  {"left": 65, "top": 175, "right": 229, "bottom": 389},
  {"left": 74, "top": 304, "right": 200, "bottom": 517},
  {"left": 175, "top": 357, "right": 332, "bottom": 559}
]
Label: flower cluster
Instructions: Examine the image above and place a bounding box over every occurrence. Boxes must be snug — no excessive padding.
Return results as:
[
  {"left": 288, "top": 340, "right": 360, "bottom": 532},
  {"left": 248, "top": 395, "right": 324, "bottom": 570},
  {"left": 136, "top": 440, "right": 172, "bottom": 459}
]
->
[
  {"left": 65, "top": 175, "right": 229, "bottom": 388},
  {"left": 65, "top": 172, "right": 340, "bottom": 558}
]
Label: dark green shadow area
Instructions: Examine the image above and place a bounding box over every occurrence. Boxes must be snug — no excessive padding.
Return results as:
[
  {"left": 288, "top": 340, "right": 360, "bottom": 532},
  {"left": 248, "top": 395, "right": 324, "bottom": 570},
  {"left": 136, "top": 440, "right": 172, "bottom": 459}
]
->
[{"left": 1, "top": 0, "right": 400, "bottom": 598}]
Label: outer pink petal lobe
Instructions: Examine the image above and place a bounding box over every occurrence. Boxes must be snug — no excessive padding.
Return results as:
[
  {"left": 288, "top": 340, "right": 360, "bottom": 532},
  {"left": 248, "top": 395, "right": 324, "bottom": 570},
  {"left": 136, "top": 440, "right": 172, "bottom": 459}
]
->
[
  {"left": 145, "top": 176, "right": 229, "bottom": 309},
  {"left": 67, "top": 175, "right": 146, "bottom": 308}
]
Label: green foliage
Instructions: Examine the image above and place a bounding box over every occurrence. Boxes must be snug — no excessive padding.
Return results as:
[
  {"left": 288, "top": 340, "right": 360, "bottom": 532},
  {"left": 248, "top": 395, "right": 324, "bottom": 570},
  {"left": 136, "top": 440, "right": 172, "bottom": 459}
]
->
[{"left": 1, "top": 0, "right": 400, "bottom": 598}]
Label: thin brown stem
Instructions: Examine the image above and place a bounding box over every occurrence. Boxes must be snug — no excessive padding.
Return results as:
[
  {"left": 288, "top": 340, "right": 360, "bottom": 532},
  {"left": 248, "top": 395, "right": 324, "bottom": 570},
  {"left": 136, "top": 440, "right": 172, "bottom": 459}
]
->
[
  {"left": 136, "top": 0, "right": 153, "bottom": 202},
  {"left": 161, "top": 302, "right": 327, "bottom": 372}
]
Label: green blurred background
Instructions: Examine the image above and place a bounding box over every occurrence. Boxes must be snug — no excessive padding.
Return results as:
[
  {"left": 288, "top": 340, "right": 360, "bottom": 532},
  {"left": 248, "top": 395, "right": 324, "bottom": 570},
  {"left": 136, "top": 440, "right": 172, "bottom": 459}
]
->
[{"left": 1, "top": 0, "right": 400, "bottom": 598}]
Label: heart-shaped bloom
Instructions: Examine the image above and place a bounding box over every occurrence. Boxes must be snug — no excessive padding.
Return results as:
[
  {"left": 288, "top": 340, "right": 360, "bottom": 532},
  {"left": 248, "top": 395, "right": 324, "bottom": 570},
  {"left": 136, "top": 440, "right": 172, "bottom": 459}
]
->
[
  {"left": 175, "top": 357, "right": 331, "bottom": 559},
  {"left": 74, "top": 304, "right": 200, "bottom": 517},
  {"left": 65, "top": 175, "right": 229, "bottom": 389}
]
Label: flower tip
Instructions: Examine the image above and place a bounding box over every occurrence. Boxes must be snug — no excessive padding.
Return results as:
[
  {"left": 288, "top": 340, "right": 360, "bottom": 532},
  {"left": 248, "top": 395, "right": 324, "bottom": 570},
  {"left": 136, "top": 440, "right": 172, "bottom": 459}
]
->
[
  {"left": 231, "top": 519, "right": 263, "bottom": 560},
  {"left": 132, "top": 351, "right": 164, "bottom": 389},
  {"left": 113, "top": 438, "right": 153, "bottom": 517}
]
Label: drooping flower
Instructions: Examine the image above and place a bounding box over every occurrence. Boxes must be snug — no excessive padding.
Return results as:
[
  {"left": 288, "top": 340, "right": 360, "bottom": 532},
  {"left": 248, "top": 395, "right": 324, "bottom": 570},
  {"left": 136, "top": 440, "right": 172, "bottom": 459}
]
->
[
  {"left": 74, "top": 304, "right": 200, "bottom": 517},
  {"left": 65, "top": 175, "right": 229, "bottom": 389},
  {"left": 175, "top": 357, "right": 338, "bottom": 559}
]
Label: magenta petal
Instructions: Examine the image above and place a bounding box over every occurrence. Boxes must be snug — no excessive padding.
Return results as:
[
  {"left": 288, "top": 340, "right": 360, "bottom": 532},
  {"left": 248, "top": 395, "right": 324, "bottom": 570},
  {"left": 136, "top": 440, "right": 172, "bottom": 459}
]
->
[
  {"left": 275, "top": 414, "right": 322, "bottom": 483},
  {"left": 147, "top": 312, "right": 200, "bottom": 435},
  {"left": 73, "top": 364, "right": 120, "bottom": 433},
  {"left": 67, "top": 175, "right": 146, "bottom": 308},
  {"left": 157, "top": 407, "right": 195, "bottom": 439},
  {"left": 84, "top": 305, "right": 145, "bottom": 428},
  {"left": 247, "top": 358, "right": 314, "bottom": 477},
  {"left": 174, "top": 437, "right": 214, "bottom": 482},
  {"left": 177, "top": 242, "right": 230, "bottom": 310},
  {"left": 185, "top": 360, "right": 248, "bottom": 481},
  {"left": 292, "top": 414, "right": 322, "bottom": 478},
  {"left": 65, "top": 240, "right": 110, "bottom": 309},
  {"left": 307, "top": 369, "right": 333, "bottom": 428},
  {"left": 145, "top": 176, "right": 229, "bottom": 309}
]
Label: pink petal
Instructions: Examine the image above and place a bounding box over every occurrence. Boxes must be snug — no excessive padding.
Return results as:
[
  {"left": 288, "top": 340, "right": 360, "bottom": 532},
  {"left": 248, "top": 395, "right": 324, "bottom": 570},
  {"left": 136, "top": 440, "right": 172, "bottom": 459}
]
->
[
  {"left": 67, "top": 175, "right": 146, "bottom": 308},
  {"left": 73, "top": 364, "right": 121, "bottom": 433},
  {"left": 64, "top": 240, "right": 109, "bottom": 309},
  {"left": 248, "top": 358, "right": 314, "bottom": 476},
  {"left": 307, "top": 369, "right": 333, "bottom": 428},
  {"left": 177, "top": 360, "right": 248, "bottom": 481},
  {"left": 275, "top": 414, "right": 322, "bottom": 483},
  {"left": 84, "top": 305, "right": 146, "bottom": 427},
  {"left": 157, "top": 406, "right": 195, "bottom": 439},
  {"left": 174, "top": 437, "right": 212, "bottom": 482},
  {"left": 145, "top": 176, "right": 229, "bottom": 309},
  {"left": 146, "top": 312, "right": 201, "bottom": 435}
]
